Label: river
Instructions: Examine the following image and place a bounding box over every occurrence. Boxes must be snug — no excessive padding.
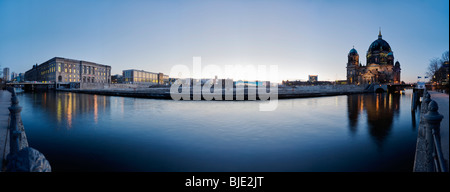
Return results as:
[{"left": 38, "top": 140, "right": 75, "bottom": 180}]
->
[{"left": 17, "top": 89, "right": 419, "bottom": 171}]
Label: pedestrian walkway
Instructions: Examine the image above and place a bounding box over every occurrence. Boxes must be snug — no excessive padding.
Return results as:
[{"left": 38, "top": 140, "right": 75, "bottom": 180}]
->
[
  {"left": 429, "top": 91, "right": 449, "bottom": 170},
  {"left": 0, "top": 90, "right": 11, "bottom": 171}
]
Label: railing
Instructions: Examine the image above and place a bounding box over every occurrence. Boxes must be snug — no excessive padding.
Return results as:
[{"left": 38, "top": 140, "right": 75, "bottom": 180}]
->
[
  {"left": 4, "top": 87, "right": 51, "bottom": 172},
  {"left": 432, "top": 128, "right": 446, "bottom": 172},
  {"left": 420, "top": 89, "right": 447, "bottom": 172}
]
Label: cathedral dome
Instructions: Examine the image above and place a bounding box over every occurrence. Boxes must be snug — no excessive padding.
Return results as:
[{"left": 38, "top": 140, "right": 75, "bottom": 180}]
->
[
  {"left": 349, "top": 48, "right": 358, "bottom": 55},
  {"left": 368, "top": 30, "right": 391, "bottom": 53},
  {"left": 368, "top": 38, "right": 391, "bottom": 53}
]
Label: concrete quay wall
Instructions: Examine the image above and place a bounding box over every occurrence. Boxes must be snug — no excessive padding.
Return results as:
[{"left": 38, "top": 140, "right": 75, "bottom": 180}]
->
[
  {"left": 81, "top": 83, "right": 168, "bottom": 90},
  {"left": 278, "top": 84, "right": 366, "bottom": 98}
]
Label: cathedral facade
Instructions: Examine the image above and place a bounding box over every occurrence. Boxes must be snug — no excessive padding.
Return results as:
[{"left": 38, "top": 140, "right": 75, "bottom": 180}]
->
[{"left": 347, "top": 30, "right": 401, "bottom": 85}]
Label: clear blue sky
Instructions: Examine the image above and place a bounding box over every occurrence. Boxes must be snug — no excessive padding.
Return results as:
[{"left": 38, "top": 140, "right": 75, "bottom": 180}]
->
[{"left": 0, "top": 0, "right": 448, "bottom": 83}]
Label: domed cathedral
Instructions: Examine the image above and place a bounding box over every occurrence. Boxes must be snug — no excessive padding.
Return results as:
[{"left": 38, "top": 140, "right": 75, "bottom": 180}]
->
[{"left": 347, "top": 29, "right": 401, "bottom": 85}]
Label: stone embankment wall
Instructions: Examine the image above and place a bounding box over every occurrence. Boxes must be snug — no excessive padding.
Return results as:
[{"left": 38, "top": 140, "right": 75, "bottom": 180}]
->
[
  {"left": 61, "top": 84, "right": 367, "bottom": 100},
  {"left": 81, "top": 83, "right": 166, "bottom": 90},
  {"left": 278, "top": 84, "right": 367, "bottom": 98}
]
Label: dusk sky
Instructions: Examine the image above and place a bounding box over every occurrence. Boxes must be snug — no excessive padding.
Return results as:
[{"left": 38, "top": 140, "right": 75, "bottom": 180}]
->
[{"left": 0, "top": 0, "right": 448, "bottom": 83}]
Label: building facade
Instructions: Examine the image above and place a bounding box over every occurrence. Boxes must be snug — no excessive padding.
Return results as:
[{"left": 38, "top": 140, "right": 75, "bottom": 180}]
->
[
  {"left": 11, "top": 72, "right": 18, "bottom": 82},
  {"left": 308, "top": 75, "right": 318, "bottom": 83},
  {"left": 111, "top": 74, "right": 123, "bottom": 84},
  {"left": 3, "top": 67, "right": 10, "bottom": 82},
  {"left": 25, "top": 57, "right": 111, "bottom": 84},
  {"left": 123, "top": 69, "right": 169, "bottom": 85},
  {"left": 347, "top": 30, "right": 401, "bottom": 84}
]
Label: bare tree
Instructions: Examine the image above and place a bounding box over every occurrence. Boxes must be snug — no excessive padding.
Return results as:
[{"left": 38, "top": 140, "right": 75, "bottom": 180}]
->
[
  {"left": 427, "top": 50, "right": 449, "bottom": 83},
  {"left": 441, "top": 51, "right": 449, "bottom": 63},
  {"left": 427, "top": 57, "right": 441, "bottom": 80}
]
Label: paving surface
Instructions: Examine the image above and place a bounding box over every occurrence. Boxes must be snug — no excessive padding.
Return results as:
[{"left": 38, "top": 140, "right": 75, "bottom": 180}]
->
[{"left": 0, "top": 90, "right": 11, "bottom": 171}]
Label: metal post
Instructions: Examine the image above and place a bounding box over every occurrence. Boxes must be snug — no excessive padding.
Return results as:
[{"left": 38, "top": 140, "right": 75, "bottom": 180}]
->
[
  {"left": 424, "top": 100, "right": 444, "bottom": 172},
  {"left": 411, "top": 91, "right": 417, "bottom": 111}
]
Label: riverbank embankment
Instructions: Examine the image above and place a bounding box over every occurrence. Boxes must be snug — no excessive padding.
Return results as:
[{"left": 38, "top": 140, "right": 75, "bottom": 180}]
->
[{"left": 56, "top": 84, "right": 369, "bottom": 100}]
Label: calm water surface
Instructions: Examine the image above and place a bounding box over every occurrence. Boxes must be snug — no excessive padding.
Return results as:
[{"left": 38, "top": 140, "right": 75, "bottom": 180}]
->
[{"left": 18, "top": 90, "right": 419, "bottom": 171}]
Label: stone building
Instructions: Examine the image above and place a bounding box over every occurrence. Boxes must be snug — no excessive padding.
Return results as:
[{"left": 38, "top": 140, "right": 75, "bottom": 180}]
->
[
  {"left": 25, "top": 57, "right": 111, "bottom": 86},
  {"left": 347, "top": 30, "right": 401, "bottom": 84}
]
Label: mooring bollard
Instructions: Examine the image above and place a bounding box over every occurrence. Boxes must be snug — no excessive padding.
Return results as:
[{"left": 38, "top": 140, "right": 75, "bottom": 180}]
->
[
  {"left": 422, "top": 92, "right": 431, "bottom": 113},
  {"left": 424, "top": 100, "right": 444, "bottom": 172}
]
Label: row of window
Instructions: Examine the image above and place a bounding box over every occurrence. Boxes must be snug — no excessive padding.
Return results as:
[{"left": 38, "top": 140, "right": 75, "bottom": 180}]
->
[
  {"left": 123, "top": 70, "right": 160, "bottom": 83},
  {"left": 123, "top": 78, "right": 159, "bottom": 83},
  {"left": 38, "top": 63, "right": 110, "bottom": 76},
  {"left": 63, "top": 75, "right": 109, "bottom": 83},
  {"left": 56, "top": 62, "right": 110, "bottom": 76},
  {"left": 124, "top": 70, "right": 158, "bottom": 77},
  {"left": 40, "top": 62, "right": 57, "bottom": 76}
]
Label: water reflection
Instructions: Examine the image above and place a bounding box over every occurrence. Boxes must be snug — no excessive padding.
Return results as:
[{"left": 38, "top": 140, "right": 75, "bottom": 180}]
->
[
  {"left": 34, "top": 91, "right": 110, "bottom": 130},
  {"left": 347, "top": 93, "right": 401, "bottom": 147},
  {"left": 18, "top": 90, "right": 418, "bottom": 171},
  {"left": 347, "top": 93, "right": 361, "bottom": 133},
  {"left": 94, "top": 95, "right": 98, "bottom": 124},
  {"left": 36, "top": 91, "right": 405, "bottom": 142}
]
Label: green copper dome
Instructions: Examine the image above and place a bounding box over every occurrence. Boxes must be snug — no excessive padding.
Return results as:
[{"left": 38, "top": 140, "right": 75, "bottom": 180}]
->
[{"left": 368, "top": 30, "right": 392, "bottom": 53}]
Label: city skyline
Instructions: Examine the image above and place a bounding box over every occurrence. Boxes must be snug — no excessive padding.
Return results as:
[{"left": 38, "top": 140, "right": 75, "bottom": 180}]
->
[{"left": 0, "top": 0, "right": 449, "bottom": 83}]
